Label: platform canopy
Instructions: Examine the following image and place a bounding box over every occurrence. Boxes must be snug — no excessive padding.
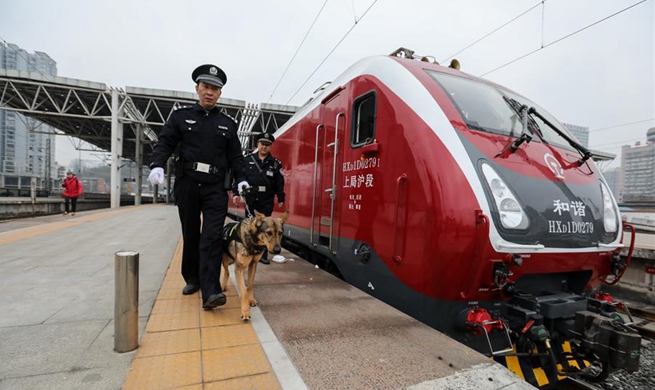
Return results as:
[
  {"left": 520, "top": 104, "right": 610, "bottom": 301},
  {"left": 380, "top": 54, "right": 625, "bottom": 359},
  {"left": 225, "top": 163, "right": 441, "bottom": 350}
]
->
[{"left": 0, "top": 69, "right": 297, "bottom": 163}]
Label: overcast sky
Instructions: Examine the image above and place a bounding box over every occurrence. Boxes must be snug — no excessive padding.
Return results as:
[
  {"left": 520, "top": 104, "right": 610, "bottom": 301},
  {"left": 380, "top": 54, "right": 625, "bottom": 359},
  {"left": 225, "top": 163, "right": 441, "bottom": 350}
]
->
[{"left": 1, "top": 0, "right": 653, "bottom": 170}]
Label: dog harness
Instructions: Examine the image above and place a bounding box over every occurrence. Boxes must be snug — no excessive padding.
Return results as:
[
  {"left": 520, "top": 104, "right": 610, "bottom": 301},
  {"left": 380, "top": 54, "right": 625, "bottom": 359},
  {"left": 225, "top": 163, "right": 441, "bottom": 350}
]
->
[{"left": 221, "top": 220, "right": 266, "bottom": 260}]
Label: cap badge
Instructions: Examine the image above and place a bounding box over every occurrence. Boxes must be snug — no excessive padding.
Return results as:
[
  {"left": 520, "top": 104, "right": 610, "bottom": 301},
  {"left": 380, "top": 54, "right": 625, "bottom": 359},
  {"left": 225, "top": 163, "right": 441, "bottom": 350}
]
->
[{"left": 210, "top": 67, "right": 218, "bottom": 75}]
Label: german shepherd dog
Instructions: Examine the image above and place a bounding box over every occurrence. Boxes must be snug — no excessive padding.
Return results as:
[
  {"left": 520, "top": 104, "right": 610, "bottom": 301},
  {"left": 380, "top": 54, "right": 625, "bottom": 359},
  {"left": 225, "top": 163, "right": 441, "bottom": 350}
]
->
[{"left": 220, "top": 210, "right": 289, "bottom": 320}]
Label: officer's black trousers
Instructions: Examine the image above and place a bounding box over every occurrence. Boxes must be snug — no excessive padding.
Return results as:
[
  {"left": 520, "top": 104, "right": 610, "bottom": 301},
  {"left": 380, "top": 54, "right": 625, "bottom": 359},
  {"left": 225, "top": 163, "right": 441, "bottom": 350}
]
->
[
  {"left": 245, "top": 195, "right": 274, "bottom": 259},
  {"left": 174, "top": 176, "right": 227, "bottom": 301}
]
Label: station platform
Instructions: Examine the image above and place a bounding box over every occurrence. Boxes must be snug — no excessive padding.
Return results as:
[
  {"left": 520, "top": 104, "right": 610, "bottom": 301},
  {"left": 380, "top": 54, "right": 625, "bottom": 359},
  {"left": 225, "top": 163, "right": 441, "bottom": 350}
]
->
[{"left": 0, "top": 205, "right": 533, "bottom": 390}]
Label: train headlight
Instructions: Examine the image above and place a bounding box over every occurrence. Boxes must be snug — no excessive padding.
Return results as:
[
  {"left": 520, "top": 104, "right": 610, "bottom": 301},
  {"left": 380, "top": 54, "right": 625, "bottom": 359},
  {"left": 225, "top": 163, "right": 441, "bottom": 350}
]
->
[
  {"left": 482, "top": 164, "right": 529, "bottom": 230},
  {"left": 490, "top": 179, "right": 507, "bottom": 198},
  {"left": 600, "top": 181, "right": 618, "bottom": 233},
  {"left": 499, "top": 199, "right": 523, "bottom": 228}
]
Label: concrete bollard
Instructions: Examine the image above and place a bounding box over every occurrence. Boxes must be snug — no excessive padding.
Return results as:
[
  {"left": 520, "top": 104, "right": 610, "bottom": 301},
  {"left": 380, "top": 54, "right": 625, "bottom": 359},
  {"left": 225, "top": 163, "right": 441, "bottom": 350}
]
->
[{"left": 114, "top": 251, "right": 139, "bottom": 353}]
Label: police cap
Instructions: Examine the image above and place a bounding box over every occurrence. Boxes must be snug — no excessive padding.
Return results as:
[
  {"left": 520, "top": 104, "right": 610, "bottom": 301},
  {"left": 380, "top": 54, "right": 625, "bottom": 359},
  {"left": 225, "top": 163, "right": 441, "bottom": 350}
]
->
[
  {"left": 258, "top": 133, "right": 275, "bottom": 145},
  {"left": 191, "top": 64, "right": 227, "bottom": 88}
]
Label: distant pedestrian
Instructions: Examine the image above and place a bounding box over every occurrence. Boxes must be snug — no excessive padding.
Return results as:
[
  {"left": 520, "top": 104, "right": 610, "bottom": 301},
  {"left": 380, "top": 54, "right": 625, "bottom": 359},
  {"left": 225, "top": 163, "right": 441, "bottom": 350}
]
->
[{"left": 62, "top": 171, "right": 83, "bottom": 216}]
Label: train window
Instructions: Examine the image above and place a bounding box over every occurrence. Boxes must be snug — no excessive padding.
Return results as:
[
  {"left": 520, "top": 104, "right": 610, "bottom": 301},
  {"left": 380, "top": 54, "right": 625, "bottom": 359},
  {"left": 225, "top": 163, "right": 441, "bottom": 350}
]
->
[
  {"left": 351, "top": 91, "right": 376, "bottom": 147},
  {"left": 427, "top": 70, "right": 576, "bottom": 151}
]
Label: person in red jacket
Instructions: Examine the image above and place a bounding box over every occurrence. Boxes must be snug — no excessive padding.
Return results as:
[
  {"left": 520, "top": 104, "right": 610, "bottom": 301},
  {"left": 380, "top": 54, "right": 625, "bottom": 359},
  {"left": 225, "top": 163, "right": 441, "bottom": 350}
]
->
[{"left": 62, "top": 171, "right": 83, "bottom": 216}]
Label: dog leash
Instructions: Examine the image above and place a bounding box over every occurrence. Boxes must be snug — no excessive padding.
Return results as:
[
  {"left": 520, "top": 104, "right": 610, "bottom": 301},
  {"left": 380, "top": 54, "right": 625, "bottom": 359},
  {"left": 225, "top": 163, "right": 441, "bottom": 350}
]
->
[{"left": 240, "top": 187, "right": 254, "bottom": 218}]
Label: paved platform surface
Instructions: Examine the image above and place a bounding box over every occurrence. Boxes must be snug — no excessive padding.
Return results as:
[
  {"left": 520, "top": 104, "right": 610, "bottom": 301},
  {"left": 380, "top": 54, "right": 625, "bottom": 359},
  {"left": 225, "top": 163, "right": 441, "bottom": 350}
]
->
[{"left": 0, "top": 205, "right": 533, "bottom": 390}]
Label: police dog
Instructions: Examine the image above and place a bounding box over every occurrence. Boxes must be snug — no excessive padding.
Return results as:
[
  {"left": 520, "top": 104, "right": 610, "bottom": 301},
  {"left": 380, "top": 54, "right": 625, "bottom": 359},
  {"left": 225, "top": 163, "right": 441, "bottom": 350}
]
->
[{"left": 220, "top": 210, "right": 289, "bottom": 321}]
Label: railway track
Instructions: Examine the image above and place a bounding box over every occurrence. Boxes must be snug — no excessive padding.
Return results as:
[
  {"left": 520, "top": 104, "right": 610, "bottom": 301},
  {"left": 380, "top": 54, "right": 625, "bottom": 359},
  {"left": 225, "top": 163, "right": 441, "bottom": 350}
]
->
[
  {"left": 556, "top": 377, "right": 602, "bottom": 390},
  {"left": 632, "top": 321, "right": 655, "bottom": 341},
  {"left": 627, "top": 304, "right": 655, "bottom": 322},
  {"left": 625, "top": 302, "right": 655, "bottom": 342}
]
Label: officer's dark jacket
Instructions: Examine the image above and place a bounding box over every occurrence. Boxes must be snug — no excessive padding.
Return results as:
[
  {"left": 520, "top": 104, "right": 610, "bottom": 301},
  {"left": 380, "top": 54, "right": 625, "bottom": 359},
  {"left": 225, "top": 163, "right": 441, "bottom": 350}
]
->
[
  {"left": 150, "top": 103, "right": 245, "bottom": 184},
  {"left": 234, "top": 152, "right": 285, "bottom": 204}
]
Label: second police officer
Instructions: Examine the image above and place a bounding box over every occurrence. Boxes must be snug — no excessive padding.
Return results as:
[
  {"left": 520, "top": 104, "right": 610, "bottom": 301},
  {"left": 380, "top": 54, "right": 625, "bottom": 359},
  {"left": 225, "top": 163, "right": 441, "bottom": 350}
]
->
[
  {"left": 149, "top": 64, "right": 249, "bottom": 310},
  {"left": 232, "top": 132, "right": 286, "bottom": 264}
]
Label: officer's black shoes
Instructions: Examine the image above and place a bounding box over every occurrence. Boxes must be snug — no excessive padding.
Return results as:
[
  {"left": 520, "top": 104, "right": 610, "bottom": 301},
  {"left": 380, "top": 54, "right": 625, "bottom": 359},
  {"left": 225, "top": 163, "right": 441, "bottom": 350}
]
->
[
  {"left": 182, "top": 283, "right": 200, "bottom": 295},
  {"left": 259, "top": 257, "right": 270, "bottom": 264},
  {"left": 202, "top": 293, "right": 227, "bottom": 310}
]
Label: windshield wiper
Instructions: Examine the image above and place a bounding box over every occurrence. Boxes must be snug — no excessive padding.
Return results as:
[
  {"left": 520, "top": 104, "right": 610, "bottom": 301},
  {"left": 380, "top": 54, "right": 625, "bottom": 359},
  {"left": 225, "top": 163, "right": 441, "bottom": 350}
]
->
[
  {"left": 503, "top": 96, "right": 544, "bottom": 140},
  {"left": 497, "top": 97, "right": 533, "bottom": 157},
  {"left": 502, "top": 96, "right": 592, "bottom": 166},
  {"left": 527, "top": 107, "right": 592, "bottom": 166}
]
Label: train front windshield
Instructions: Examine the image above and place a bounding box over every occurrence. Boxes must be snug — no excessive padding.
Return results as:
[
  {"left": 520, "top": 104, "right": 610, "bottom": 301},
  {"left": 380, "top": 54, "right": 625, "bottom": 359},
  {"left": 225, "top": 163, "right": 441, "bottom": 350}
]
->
[
  {"left": 426, "top": 69, "right": 621, "bottom": 248},
  {"left": 426, "top": 70, "right": 578, "bottom": 151}
]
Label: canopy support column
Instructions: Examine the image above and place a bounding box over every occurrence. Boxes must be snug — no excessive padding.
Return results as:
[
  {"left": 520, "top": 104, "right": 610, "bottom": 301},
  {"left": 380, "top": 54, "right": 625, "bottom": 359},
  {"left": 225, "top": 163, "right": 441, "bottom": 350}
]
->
[{"left": 110, "top": 89, "right": 123, "bottom": 208}]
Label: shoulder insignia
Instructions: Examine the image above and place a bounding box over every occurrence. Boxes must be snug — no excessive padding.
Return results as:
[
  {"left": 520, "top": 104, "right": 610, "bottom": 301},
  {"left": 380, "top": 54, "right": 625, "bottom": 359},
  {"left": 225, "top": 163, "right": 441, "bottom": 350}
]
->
[{"left": 221, "top": 111, "right": 238, "bottom": 124}]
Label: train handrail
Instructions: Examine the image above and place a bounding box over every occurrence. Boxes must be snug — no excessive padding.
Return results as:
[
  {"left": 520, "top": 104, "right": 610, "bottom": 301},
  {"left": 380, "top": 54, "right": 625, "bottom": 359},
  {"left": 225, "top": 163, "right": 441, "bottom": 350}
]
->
[
  {"left": 310, "top": 124, "right": 324, "bottom": 246},
  {"left": 392, "top": 174, "right": 408, "bottom": 264},
  {"left": 328, "top": 112, "right": 345, "bottom": 253},
  {"left": 468, "top": 321, "right": 514, "bottom": 356},
  {"left": 496, "top": 242, "right": 545, "bottom": 250},
  {"left": 601, "top": 222, "right": 636, "bottom": 286}
]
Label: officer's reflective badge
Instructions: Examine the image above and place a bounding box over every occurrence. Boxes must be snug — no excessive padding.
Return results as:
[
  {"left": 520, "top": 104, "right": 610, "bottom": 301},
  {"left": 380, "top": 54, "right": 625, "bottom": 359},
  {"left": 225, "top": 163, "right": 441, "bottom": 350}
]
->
[
  {"left": 173, "top": 103, "right": 192, "bottom": 111},
  {"left": 218, "top": 125, "right": 228, "bottom": 130},
  {"left": 210, "top": 67, "right": 218, "bottom": 75},
  {"left": 266, "top": 171, "right": 274, "bottom": 177},
  {"left": 185, "top": 119, "right": 196, "bottom": 124},
  {"left": 221, "top": 112, "right": 238, "bottom": 123}
]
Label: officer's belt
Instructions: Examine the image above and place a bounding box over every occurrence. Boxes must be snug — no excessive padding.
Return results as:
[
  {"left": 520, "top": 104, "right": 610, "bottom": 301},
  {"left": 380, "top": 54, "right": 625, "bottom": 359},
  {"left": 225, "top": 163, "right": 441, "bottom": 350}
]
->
[
  {"left": 183, "top": 162, "right": 220, "bottom": 174},
  {"left": 244, "top": 186, "right": 269, "bottom": 193}
]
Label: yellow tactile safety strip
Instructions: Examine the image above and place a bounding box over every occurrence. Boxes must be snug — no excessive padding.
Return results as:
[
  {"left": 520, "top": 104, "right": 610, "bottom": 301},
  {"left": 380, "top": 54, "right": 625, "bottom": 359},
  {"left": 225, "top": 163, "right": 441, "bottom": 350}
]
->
[
  {"left": 123, "top": 238, "right": 283, "bottom": 390},
  {"left": 0, "top": 204, "right": 156, "bottom": 246}
]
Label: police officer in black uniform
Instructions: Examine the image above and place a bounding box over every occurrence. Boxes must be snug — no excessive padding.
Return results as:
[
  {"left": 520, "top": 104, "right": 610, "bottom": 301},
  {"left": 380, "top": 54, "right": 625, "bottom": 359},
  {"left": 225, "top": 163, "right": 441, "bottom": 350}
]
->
[
  {"left": 148, "top": 64, "right": 249, "bottom": 309},
  {"left": 232, "top": 132, "right": 286, "bottom": 264}
]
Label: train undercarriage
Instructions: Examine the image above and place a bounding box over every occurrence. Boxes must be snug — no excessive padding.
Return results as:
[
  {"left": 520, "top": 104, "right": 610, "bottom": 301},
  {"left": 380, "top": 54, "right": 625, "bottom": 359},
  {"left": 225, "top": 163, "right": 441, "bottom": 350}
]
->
[
  {"left": 466, "top": 290, "right": 643, "bottom": 389},
  {"left": 231, "top": 210, "right": 641, "bottom": 390},
  {"left": 455, "top": 225, "right": 641, "bottom": 388}
]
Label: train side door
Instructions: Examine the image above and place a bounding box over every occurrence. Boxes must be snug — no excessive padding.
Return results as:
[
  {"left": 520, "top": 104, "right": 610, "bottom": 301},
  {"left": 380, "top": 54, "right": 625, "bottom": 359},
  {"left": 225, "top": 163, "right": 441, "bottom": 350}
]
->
[{"left": 312, "top": 88, "right": 345, "bottom": 253}]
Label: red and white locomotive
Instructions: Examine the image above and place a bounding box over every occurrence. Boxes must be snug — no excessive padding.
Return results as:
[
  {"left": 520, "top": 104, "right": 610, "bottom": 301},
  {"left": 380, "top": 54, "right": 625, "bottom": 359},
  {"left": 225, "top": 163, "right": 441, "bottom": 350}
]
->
[{"left": 233, "top": 48, "right": 640, "bottom": 388}]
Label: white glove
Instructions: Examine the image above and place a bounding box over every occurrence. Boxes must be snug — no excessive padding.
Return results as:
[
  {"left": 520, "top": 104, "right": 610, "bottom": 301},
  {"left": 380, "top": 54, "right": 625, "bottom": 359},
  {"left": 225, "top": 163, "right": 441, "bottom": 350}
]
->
[
  {"left": 237, "top": 181, "right": 250, "bottom": 194},
  {"left": 148, "top": 167, "right": 164, "bottom": 186}
]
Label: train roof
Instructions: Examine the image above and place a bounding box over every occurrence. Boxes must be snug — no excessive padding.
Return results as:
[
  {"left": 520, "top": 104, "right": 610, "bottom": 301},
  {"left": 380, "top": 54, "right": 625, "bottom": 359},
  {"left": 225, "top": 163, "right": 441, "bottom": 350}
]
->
[{"left": 277, "top": 54, "right": 519, "bottom": 135}]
